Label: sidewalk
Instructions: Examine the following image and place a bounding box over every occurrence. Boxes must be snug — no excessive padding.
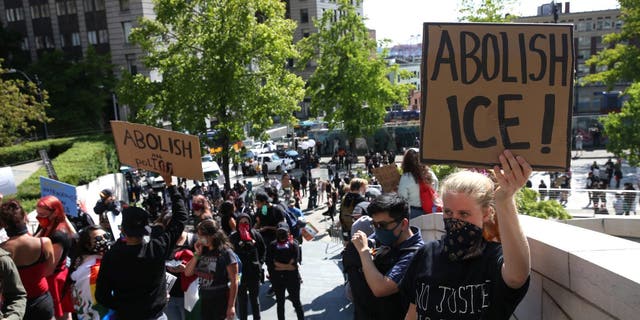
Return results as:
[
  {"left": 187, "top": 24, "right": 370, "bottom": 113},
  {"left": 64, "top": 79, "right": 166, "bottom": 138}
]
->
[
  {"left": 10, "top": 160, "right": 43, "bottom": 187},
  {"left": 258, "top": 240, "right": 352, "bottom": 319}
]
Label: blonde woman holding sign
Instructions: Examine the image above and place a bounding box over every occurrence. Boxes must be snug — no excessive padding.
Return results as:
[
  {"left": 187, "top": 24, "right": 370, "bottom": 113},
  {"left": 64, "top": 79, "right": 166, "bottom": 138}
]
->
[{"left": 401, "top": 150, "right": 531, "bottom": 319}]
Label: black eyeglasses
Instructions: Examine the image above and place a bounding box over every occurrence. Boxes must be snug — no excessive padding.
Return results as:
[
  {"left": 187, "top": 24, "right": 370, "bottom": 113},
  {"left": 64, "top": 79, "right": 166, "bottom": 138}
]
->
[{"left": 371, "top": 219, "right": 401, "bottom": 230}]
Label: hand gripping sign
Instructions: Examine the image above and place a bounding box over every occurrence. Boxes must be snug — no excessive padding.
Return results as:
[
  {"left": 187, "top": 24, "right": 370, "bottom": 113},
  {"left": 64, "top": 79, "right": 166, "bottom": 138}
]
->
[
  {"left": 111, "top": 121, "right": 204, "bottom": 180},
  {"left": 420, "top": 23, "right": 574, "bottom": 171}
]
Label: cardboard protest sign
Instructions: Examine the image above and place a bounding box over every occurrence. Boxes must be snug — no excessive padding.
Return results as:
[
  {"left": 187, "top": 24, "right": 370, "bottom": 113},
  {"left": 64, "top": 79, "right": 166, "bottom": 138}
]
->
[
  {"left": 372, "top": 164, "right": 401, "bottom": 192},
  {"left": 40, "top": 176, "right": 78, "bottom": 217},
  {"left": 310, "top": 168, "right": 329, "bottom": 181},
  {"left": 421, "top": 23, "right": 574, "bottom": 171},
  {"left": 0, "top": 167, "right": 17, "bottom": 196},
  {"left": 301, "top": 222, "right": 319, "bottom": 241},
  {"left": 111, "top": 121, "right": 204, "bottom": 181}
]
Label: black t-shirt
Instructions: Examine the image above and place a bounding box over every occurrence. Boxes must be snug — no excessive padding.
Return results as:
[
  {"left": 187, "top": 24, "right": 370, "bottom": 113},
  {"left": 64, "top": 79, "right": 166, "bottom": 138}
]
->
[
  {"left": 257, "top": 205, "right": 284, "bottom": 242},
  {"left": 401, "top": 240, "right": 529, "bottom": 320}
]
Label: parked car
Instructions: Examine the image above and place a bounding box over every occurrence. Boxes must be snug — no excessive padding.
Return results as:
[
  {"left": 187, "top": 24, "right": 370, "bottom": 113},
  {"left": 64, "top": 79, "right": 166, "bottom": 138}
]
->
[
  {"left": 250, "top": 141, "right": 277, "bottom": 154},
  {"left": 202, "top": 156, "right": 225, "bottom": 184},
  {"left": 275, "top": 149, "right": 303, "bottom": 168},
  {"left": 254, "top": 153, "right": 295, "bottom": 173}
]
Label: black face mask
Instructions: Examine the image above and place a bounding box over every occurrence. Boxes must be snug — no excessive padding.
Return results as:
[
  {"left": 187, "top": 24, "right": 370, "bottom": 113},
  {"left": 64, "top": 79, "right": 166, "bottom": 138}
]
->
[
  {"left": 442, "top": 218, "right": 486, "bottom": 262},
  {"left": 90, "top": 235, "right": 111, "bottom": 254}
]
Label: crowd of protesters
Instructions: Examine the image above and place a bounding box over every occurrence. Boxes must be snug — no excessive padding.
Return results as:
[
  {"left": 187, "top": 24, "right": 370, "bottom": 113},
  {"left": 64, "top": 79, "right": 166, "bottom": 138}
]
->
[{"left": 0, "top": 146, "right": 537, "bottom": 320}]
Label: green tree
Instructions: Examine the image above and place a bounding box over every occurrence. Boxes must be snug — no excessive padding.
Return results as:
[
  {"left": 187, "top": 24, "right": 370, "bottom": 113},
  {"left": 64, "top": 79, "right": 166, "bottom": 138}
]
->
[
  {"left": 0, "top": 62, "right": 50, "bottom": 146},
  {"left": 585, "top": 0, "right": 640, "bottom": 165},
  {"left": 28, "top": 48, "right": 115, "bottom": 136},
  {"left": 121, "top": 0, "right": 305, "bottom": 189},
  {"left": 458, "top": 0, "right": 518, "bottom": 22},
  {"left": 298, "top": 0, "right": 410, "bottom": 151}
]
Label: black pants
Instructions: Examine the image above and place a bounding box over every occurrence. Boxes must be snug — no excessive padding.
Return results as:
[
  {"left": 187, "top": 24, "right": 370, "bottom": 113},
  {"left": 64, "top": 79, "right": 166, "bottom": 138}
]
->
[
  {"left": 200, "top": 289, "right": 228, "bottom": 320},
  {"left": 271, "top": 270, "right": 304, "bottom": 320},
  {"left": 237, "top": 279, "right": 261, "bottom": 320},
  {"left": 24, "top": 292, "right": 54, "bottom": 320}
]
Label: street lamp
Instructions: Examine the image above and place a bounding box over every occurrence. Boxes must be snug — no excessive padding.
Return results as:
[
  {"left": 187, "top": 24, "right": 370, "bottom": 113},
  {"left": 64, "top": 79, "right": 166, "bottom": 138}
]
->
[{"left": 6, "top": 68, "right": 49, "bottom": 139}]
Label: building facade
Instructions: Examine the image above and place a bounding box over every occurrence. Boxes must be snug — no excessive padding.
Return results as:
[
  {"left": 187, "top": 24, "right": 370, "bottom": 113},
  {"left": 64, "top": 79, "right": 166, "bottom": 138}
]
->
[
  {"left": 0, "top": 0, "right": 152, "bottom": 76},
  {"left": 515, "top": 3, "right": 626, "bottom": 117}
]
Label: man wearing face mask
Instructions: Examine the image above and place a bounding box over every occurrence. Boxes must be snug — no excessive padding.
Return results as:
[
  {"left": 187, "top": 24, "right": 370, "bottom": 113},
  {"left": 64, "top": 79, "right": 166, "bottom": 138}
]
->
[
  {"left": 191, "top": 194, "right": 214, "bottom": 223},
  {"left": 253, "top": 192, "right": 285, "bottom": 247},
  {"left": 229, "top": 213, "right": 266, "bottom": 320},
  {"left": 347, "top": 193, "right": 424, "bottom": 320}
]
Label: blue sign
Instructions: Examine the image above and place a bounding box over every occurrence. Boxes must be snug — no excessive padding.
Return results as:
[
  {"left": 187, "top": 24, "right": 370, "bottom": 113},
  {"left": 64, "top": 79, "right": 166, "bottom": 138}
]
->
[{"left": 39, "top": 176, "right": 78, "bottom": 217}]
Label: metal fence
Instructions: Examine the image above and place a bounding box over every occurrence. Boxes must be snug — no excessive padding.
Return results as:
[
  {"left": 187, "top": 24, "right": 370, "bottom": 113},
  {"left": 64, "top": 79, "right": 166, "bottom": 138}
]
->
[{"left": 532, "top": 187, "right": 640, "bottom": 217}]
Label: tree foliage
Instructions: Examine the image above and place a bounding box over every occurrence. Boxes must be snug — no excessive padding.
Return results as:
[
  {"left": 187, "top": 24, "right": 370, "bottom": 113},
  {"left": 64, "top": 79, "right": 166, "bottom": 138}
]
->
[
  {"left": 28, "top": 48, "right": 115, "bottom": 137},
  {"left": 297, "top": 0, "right": 411, "bottom": 149},
  {"left": 585, "top": 0, "right": 640, "bottom": 165},
  {"left": 0, "top": 62, "right": 50, "bottom": 146},
  {"left": 585, "top": 0, "right": 640, "bottom": 86},
  {"left": 121, "top": 0, "right": 305, "bottom": 189},
  {"left": 458, "top": 0, "right": 518, "bottom": 22}
]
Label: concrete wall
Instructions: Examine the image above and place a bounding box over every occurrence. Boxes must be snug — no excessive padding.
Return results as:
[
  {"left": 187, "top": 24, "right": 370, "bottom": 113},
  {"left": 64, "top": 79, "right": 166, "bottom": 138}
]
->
[{"left": 412, "top": 214, "right": 640, "bottom": 320}]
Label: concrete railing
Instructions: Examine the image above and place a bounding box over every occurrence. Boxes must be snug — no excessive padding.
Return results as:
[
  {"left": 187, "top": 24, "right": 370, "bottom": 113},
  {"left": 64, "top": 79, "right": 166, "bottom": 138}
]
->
[{"left": 411, "top": 213, "right": 640, "bottom": 320}]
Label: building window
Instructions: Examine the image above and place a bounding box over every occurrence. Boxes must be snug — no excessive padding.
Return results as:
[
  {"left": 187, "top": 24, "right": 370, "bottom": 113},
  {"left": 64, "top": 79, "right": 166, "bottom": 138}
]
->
[
  {"left": 126, "top": 54, "right": 138, "bottom": 75},
  {"left": 603, "top": 19, "right": 612, "bottom": 30},
  {"left": 300, "top": 9, "right": 309, "bottom": 23},
  {"left": 98, "top": 29, "right": 109, "bottom": 43},
  {"left": 60, "top": 33, "right": 66, "bottom": 47},
  {"left": 67, "top": 1, "right": 76, "bottom": 14},
  {"left": 84, "top": 0, "right": 95, "bottom": 12},
  {"left": 96, "top": 0, "right": 105, "bottom": 11},
  {"left": 71, "top": 32, "right": 80, "bottom": 46},
  {"left": 35, "top": 36, "right": 44, "bottom": 49},
  {"left": 88, "top": 30, "right": 97, "bottom": 44},
  {"left": 5, "top": 8, "right": 16, "bottom": 22},
  {"left": 119, "top": 0, "right": 129, "bottom": 11},
  {"left": 20, "top": 38, "right": 29, "bottom": 50},
  {"left": 30, "top": 4, "right": 48, "bottom": 19},
  {"left": 45, "top": 35, "right": 54, "bottom": 48},
  {"left": 57, "top": 0, "right": 76, "bottom": 15},
  {"left": 56, "top": 1, "right": 65, "bottom": 15},
  {"left": 122, "top": 21, "right": 133, "bottom": 43}
]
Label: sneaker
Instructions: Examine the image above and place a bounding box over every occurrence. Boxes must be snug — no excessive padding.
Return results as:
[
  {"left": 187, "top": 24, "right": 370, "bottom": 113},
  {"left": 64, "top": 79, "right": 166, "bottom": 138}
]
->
[{"left": 266, "top": 288, "right": 275, "bottom": 297}]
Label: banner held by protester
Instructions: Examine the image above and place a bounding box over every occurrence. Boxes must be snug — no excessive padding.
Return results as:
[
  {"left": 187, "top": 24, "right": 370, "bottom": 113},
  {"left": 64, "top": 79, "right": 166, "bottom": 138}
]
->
[
  {"left": 40, "top": 176, "right": 78, "bottom": 217},
  {"left": 111, "top": 121, "right": 204, "bottom": 181},
  {"left": 421, "top": 23, "right": 574, "bottom": 171}
]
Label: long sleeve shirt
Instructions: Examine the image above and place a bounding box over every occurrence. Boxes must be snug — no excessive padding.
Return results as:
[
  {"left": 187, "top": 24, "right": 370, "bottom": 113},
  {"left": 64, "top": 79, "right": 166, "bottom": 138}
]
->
[
  {"left": 95, "top": 185, "right": 187, "bottom": 320},
  {"left": 398, "top": 173, "right": 421, "bottom": 207}
]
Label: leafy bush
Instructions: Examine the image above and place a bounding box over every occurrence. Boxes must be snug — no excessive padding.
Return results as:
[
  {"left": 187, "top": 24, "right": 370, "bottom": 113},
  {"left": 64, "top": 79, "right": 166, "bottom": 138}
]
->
[
  {"left": 516, "top": 188, "right": 572, "bottom": 220},
  {"left": 11, "top": 135, "right": 119, "bottom": 212},
  {"left": 431, "top": 165, "right": 457, "bottom": 182},
  {"left": 0, "top": 137, "right": 76, "bottom": 166}
]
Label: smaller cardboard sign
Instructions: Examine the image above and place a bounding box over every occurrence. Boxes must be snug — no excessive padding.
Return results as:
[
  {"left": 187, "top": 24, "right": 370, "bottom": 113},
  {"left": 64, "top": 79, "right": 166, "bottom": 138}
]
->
[
  {"left": 107, "top": 211, "right": 123, "bottom": 240},
  {"left": 310, "top": 168, "right": 329, "bottom": 181},
  {"left": 40, "top": 176, "right": 78, "bottom": 217},
  {"left": 301, "top": 222, "right": 319, "bottom": 241},
  {"left": 111, "top": 121, "right": 204, "bottom": 181},
  {"left": 372, "top": 165, "right": 401, "bottom": 193},
  {"left": 0, "top": 167, "right": 17, "bottom": 196}
]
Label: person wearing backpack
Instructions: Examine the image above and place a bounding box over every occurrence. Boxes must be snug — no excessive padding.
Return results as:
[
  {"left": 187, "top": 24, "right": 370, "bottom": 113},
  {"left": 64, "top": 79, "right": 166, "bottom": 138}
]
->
[
  {"left": 339, "top": 179, "right": 368, "bottom": 244},
  {"left": 346, "top": 193, "right": 424, "bottom": 320},
  {"left": 229, "top": 213, "right": 266, "bottom": 320}
]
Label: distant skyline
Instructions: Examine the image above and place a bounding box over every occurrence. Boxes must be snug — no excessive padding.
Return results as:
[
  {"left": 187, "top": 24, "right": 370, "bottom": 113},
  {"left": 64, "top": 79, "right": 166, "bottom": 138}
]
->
[{"left": 364, "top": 0, "right": 621, "bottom": 45}]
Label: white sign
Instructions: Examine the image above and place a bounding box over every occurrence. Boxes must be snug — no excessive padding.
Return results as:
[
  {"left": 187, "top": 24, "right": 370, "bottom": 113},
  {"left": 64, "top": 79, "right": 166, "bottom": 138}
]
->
[{"left": 0, "top": 167, "right": 17, "bottom": 196}]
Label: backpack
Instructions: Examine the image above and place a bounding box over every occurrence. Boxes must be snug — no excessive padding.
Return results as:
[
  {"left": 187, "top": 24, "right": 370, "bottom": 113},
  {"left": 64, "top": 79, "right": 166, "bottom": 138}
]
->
[
  {"left": 343, "top": 240, "right": 421, "bottom": 320},
  {"left": 280, "top": 204, "right": 303, "bottom": 238}
]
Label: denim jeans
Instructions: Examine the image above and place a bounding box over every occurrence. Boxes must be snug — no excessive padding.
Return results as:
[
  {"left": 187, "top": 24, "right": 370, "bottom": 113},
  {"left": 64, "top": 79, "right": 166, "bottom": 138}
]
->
[{"left": 165, "top": 296, "right": 185, "bottom": 320}]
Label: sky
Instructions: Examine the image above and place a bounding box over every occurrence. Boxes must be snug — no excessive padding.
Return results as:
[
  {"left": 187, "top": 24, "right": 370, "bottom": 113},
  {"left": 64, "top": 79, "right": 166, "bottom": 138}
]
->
[{"left": 364, "top": 0, "right": 621, "bottom": 45}]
